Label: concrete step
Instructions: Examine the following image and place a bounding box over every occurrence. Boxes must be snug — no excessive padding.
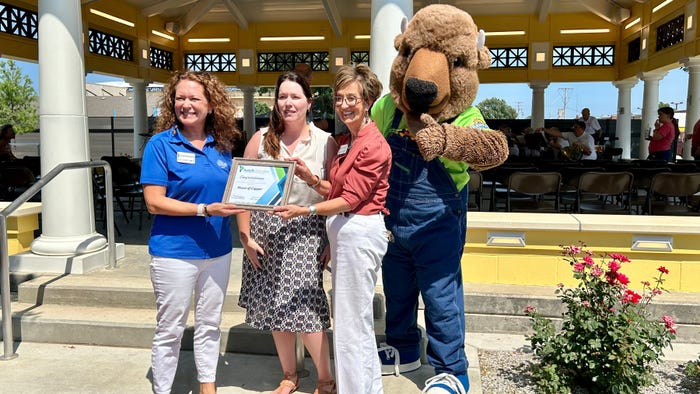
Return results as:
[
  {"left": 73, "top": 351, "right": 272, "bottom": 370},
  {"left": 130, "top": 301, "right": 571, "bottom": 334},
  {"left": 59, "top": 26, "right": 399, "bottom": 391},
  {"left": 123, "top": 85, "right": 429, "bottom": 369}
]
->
[
  {"left": 11, "top": 278, "right": 700, "bottom": 344},
  {"left": 1, "top": 302, "right": 388, "bottom": 355}
]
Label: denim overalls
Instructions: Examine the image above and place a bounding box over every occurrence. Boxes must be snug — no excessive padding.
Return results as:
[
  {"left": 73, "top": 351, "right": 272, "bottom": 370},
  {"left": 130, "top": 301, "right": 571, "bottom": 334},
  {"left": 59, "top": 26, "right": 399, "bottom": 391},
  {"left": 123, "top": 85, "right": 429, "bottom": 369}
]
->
[{"left": 382, "top": 126, "right": 469, "bottom": 375}]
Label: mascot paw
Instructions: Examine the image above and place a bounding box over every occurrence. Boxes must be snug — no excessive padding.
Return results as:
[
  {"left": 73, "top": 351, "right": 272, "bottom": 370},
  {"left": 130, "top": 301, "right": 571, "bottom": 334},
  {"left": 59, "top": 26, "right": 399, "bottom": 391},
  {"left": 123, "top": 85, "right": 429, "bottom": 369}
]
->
[{"left": 415, "top": 114, "right": 445, "bottom": 161}]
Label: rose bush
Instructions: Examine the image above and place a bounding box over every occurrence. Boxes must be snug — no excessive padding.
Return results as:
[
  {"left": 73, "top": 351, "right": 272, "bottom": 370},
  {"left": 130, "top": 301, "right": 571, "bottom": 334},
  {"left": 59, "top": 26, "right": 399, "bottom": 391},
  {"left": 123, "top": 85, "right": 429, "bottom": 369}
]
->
[{"left": 525, "top": 243, "right": 677, "bottom": 393}]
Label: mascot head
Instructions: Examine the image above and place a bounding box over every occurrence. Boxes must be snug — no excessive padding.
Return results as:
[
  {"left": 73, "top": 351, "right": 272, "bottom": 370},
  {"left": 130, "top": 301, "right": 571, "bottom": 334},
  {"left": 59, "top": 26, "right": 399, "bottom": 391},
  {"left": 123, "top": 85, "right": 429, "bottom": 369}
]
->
[{"left": 390, "top": 4, "right": 491, "bottom": 122}]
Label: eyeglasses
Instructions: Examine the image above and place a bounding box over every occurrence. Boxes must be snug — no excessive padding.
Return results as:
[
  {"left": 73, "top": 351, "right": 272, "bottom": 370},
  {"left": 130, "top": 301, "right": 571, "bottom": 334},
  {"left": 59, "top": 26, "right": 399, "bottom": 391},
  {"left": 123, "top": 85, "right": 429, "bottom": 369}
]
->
[{"left": 334, "top": 95, "right": 361, "bottom": 107}]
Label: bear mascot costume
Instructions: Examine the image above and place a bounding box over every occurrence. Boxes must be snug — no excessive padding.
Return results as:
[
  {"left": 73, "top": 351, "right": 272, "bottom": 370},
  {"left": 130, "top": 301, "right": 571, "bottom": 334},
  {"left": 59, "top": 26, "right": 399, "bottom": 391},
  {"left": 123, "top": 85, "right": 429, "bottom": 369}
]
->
[{"left": 370, "top": 4, "right": 509, "bottom": 393}]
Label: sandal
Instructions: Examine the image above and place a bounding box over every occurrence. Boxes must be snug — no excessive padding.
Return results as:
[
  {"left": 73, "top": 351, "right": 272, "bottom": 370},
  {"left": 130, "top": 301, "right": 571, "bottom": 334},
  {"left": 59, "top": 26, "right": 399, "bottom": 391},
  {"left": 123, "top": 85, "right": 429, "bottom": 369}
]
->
[
  {"left": 313, "top": 379, "right": 337, "bottom": 394},
  {"left": 272, "top": 373, "right": 298, "bottom": 394}
]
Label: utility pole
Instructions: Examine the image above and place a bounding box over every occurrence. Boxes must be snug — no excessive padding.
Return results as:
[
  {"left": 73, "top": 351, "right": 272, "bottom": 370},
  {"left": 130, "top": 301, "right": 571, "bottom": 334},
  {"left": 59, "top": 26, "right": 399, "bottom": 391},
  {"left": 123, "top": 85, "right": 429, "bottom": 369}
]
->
[
  {"left": 559, "top": 88, "right": 573, "bottom": 118},
  {"left": 670, "top": 101, "right": 684, "bottom": 110},
  {"left": 515, "top": 101, "right": 523, "bottom": 119}
]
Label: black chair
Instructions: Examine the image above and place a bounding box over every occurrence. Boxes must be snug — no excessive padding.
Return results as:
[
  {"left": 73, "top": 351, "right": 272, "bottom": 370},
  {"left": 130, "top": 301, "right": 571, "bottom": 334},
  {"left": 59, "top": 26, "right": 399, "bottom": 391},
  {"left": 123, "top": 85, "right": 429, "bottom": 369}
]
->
[
  {"left": 601, "top": 147, "right": 623, "bottom": 160},
  {"left": 505, "top": 172, "right": 561, "bottom": 213},
  {"left": 668, "top": 162, "right": 699, "bottom": 173},
  {"left": 0, "top": 165, "right": 37, "bottom": 201},
  {"left": 629, "top": 167, "right": 671, "bottom": 214},
  {"left": 559, "top": 166, "right": 605, "bottom": 212},
  {"left": 101, "top": 156, "right": 146, "bottom": 230},
  {"left": 646, "top": 172, "right": 700, "bottom": 216},
  {"left": 467, "top": 171, "right": 483, "bottom": 211},
  {"left": 487, "top": 165, "right": 538, "bottom": 211},
  {"left": 576, "top": 172, "right": 633, "bottom": 214}
]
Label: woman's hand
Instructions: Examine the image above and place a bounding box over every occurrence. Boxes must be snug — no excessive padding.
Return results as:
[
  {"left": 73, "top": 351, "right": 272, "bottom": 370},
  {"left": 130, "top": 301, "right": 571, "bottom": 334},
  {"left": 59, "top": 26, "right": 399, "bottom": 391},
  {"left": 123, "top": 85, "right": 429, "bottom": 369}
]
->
[
  {"left": 320, "top": 245, "right": 331, "bottom": 271},
  {"left": 272, "top": 204, "right": 307, "bottom": 220},
  {"left": 286, "top": 157, "right": 315, "bottom": 185},
  {"left": 240, "top": 236, "right": 265, "bottom": 270},
  {"left": 206, "top": 202, "right": 246, "bottom": 217}
]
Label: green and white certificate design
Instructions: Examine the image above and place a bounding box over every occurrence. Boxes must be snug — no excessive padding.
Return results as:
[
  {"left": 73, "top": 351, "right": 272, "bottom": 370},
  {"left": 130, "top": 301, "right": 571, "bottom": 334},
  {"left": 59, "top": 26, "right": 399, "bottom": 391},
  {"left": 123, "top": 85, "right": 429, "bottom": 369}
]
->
[{"left": 223, "top": 158, "right": 295, "bottom": 210}]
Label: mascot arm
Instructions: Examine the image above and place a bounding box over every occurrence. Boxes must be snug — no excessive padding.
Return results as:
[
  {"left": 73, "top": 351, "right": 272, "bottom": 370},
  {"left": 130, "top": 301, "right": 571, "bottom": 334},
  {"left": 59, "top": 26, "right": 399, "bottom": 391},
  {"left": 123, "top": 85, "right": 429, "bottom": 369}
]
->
[{"left": 415, "top": 113, "right": 509, "bottom": 171}]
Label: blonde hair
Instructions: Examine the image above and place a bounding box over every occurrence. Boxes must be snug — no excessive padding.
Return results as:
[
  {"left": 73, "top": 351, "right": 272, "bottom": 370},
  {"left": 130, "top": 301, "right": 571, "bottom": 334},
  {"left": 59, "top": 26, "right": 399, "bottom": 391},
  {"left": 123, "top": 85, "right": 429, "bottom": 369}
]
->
[
  {"left": 333, "top": 64, "right": 383, "bottom": 106},
  {"left": 153, "top": 71, "right": 243, "bottom": 152}
]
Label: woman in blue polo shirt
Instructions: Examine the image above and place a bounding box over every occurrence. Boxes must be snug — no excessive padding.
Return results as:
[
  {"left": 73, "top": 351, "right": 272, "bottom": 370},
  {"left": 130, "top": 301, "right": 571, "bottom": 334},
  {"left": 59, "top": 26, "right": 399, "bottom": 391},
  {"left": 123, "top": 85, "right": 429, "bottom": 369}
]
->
[{"left": 141, "top": 71, "right": 244, "bottom": 394}]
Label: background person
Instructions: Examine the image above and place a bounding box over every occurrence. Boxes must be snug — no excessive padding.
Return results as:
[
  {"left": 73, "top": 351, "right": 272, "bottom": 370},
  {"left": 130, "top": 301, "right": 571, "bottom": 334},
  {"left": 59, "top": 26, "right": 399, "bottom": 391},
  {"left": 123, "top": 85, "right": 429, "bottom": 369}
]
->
[
  {"left": 646, "top": 106, "right": 677, "bottom": 162},
  {"left": 581, "top": 107, "right": 603, "bottom": 144},
  {"left": 140, "top": 71, "right": 245, "bottom": 394},
  {"left": 0, "top": 124, "right": 17, "bottom": 162},
  {"left": 274, "top": 63, "right": 391, "bottom": 394},
  {"left": 237, "top": 71, "right": 338, "bottom": 394},
  {"left": 543, "top": 120, "right": 596, "bottom": 160},
  {"left": 691, "top": 118, "right": 700, "bottom": 161}
]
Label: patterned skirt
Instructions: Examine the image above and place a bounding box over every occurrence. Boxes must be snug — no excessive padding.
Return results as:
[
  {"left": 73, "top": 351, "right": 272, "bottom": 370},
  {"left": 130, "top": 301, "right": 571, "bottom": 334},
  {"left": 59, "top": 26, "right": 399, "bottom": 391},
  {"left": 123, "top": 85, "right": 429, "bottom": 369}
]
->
[{"left": 239, "top": 211, "right": 331, "bottom": 332}]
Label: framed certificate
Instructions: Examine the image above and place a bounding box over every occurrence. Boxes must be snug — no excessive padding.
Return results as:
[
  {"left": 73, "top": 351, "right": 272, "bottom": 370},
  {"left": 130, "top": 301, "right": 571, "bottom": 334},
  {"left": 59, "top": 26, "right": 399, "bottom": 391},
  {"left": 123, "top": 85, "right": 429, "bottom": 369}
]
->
[{"left": 222, "top": 158, "right": 296, "bottom": 210}]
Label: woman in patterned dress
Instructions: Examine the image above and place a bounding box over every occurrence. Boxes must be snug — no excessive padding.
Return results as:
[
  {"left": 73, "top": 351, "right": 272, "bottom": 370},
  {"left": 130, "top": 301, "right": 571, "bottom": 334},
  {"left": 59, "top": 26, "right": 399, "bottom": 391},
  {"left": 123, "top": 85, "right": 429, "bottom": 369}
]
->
[{"left": 237, "top": 71, "right": 338, "bottom": 394}]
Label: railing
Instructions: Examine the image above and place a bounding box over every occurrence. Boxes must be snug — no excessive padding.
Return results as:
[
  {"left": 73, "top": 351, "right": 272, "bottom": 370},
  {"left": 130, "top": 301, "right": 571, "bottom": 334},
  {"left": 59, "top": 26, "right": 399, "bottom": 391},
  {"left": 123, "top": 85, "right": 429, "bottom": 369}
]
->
[{"left": 1, "top": 160, "right": 116, "bottom": 360}]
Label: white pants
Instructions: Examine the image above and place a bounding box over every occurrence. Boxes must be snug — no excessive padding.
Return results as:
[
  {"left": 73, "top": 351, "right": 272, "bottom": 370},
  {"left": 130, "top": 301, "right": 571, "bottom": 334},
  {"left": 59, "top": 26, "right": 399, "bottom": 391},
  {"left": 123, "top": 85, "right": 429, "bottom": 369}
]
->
[
  {"left": 327, "top": 214, "right": 387, "bottom": 394},
  {"left": 150, "top": 252, "right": 231, "bottom": 394}
]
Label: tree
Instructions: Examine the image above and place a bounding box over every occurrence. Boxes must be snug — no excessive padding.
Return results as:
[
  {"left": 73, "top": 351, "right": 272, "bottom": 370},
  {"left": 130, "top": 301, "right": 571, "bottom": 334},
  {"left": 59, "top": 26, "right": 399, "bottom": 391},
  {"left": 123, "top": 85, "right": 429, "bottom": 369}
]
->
[
  {"left": 312, "top": 87, "right": 334, "bottom": 120},
  {"left": 254, "top": 101, "right": 271, "bottom": 115},
  {"left": 476, "top": 97, "right": 518, "bottom": 119},
  {"left": 0, "top": 59, "right": 38, "bottom": 133}
]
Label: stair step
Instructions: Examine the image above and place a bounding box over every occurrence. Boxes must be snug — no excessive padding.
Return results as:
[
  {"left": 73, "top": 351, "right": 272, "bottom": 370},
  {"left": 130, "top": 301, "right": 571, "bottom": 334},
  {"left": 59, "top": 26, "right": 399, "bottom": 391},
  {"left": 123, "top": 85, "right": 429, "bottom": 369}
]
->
[{"left": 2, "top": 303, "right": 390, "bottom": 353}]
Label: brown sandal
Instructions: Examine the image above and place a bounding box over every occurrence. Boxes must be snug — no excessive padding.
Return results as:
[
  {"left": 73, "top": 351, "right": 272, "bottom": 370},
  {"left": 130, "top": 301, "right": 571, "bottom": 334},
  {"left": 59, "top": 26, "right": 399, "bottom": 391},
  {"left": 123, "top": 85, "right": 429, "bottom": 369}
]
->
[
  {"left": 313, "top": 379, "right": 337, "bottom": 394},
  {"left": 272, "top": 373, "right": 298, "bottom": 394}
]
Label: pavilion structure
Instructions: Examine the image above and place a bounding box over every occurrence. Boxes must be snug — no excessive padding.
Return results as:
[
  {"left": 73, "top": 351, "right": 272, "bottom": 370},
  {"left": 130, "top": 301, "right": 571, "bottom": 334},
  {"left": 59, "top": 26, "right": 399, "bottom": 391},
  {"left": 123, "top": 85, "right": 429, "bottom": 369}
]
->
[{"left": 0, "top": 0, "right": 698, "bottom": 278}]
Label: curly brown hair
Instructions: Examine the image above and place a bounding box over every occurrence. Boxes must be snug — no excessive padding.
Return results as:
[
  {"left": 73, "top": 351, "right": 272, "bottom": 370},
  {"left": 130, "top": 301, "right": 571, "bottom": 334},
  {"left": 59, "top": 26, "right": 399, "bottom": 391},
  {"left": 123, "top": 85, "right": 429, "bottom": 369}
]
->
[
  {"left": 153, "top": 70, "right": 243, "bottom": 153},
  {"left": 262, "top": 71, "right": 313, "bottom": 159}
]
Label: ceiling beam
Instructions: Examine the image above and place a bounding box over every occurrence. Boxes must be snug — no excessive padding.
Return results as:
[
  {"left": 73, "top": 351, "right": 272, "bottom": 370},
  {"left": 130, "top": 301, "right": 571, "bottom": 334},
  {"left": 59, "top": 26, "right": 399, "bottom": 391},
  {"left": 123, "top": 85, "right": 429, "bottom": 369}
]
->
[
  {"left": 579, "top": 0, "right": 631, "bottom": 24},
  {"left": 538, "top": 0, "right": 552, "bottom": 24},
  {"left": 179, "top": 0, "right": 218, "bottom": 35},
  {"left": 142, "top": 0, "right": 198, "bottom": 18},
  {"left": 221, "top": 0, "right": 248, "bottom": 30},
  {"left": 321, "top": 0, "right": 343, "bottom": 38}
]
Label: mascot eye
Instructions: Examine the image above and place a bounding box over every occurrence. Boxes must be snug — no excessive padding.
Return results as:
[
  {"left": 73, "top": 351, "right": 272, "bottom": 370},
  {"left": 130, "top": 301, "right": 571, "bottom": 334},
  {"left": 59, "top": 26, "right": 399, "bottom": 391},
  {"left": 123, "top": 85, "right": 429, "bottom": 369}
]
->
[{"left": 452, "top": 57, "right": 465, "bottom": 68}]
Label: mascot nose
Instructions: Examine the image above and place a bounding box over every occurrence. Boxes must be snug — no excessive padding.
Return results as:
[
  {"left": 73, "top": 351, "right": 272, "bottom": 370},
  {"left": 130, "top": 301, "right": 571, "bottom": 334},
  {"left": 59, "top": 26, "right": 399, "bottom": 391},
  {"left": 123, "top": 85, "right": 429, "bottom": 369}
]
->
[{"left": 405, "top": 78, "right": 437, "bottom": 114}]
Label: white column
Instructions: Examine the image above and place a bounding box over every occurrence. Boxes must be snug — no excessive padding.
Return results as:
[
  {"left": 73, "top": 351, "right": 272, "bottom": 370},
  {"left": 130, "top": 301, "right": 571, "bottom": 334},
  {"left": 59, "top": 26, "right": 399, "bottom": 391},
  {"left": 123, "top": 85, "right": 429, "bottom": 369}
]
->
[
  {"left": 612, "top": 78, "right": 638, "bottom": 160},
  {"left": 127, "top": 79, "right": 149, "bottom": 158},
  {"left": 529, "top": 81, "right": 549, "bottom": 129},
  {"left": 32, "top": 0, "right": 106, "bottom": 256},
  {"left": 370, "top": 0, "right": 412, "bottom": 96},
  {"left": 241, "top": 85, "right": 257, "bottom": 142},
  {"left": 682, "top": 56, "right": 700, "bottom": 159},
  {"left": 637, "top": 71, "right": 667, "bottom": 159}
]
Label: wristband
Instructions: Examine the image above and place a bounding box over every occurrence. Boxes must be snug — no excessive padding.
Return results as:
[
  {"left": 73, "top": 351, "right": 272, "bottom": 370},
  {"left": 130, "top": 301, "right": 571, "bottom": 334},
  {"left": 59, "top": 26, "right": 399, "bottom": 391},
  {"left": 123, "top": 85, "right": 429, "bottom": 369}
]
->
[
  {"left": 307, "top": 175, "right": 321, "bottom": 188},
  {"left": 204, "top": 204, "right": 211, "bottom": 217},
  {"left": 196, "top": 203, "right": 206, "bottom": 217},
  {"left": 308, "top": 205, "right": 317, "bottom": 216}
]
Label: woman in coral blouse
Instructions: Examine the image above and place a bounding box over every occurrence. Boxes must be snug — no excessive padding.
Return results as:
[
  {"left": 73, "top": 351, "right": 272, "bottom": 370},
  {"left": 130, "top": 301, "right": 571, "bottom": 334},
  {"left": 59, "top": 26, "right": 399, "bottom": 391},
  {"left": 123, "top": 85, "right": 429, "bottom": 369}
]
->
[
  {"left": 647, "top": 106, "right": 678, "bottom": 162},
  {"left": 275, "top": 63, "right": 392, "bottom": 394}
]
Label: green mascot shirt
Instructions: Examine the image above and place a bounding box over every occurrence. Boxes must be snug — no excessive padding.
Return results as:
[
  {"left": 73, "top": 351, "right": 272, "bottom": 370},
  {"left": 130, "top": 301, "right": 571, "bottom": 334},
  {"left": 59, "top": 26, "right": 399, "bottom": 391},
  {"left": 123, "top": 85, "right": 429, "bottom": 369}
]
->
[{"left": 371, "top": 94, "right": 490, "bottom": 191}]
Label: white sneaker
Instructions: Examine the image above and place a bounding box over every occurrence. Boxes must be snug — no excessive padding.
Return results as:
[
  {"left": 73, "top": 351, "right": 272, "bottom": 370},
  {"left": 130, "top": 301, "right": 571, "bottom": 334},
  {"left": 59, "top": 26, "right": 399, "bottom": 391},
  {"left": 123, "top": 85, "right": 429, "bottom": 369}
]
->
[
  {"left": 421, "top": 373, "right": 468, "bottom": 394},
  {"left": 377, "top": 343, "right": 421, "bottom": 376}
]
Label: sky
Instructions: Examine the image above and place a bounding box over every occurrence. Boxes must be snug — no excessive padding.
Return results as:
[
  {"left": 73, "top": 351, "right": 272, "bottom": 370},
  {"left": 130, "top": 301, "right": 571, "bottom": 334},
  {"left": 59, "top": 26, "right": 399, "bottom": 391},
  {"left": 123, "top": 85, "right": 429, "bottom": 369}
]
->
[{"left": 10, "top": 58, "right": 690, "bottom": 120}]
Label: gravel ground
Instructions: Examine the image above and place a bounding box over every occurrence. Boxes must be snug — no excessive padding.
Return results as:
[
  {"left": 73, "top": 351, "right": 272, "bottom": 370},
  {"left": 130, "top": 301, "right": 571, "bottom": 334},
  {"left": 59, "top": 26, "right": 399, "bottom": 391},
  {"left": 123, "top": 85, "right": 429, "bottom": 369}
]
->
[{"left": 479, "top": 348, "right": 700, "bottom": 394}]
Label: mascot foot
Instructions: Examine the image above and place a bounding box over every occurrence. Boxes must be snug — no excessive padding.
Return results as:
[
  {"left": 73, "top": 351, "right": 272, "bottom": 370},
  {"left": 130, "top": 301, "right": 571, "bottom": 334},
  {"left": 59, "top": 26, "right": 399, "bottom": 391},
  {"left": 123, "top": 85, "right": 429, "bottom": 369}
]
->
[
  {"left": 422, "top": 373, "right": 470, "bottom": 394},
  {"left": 378, "top": 343, "right": 421, "bottom": 376}
]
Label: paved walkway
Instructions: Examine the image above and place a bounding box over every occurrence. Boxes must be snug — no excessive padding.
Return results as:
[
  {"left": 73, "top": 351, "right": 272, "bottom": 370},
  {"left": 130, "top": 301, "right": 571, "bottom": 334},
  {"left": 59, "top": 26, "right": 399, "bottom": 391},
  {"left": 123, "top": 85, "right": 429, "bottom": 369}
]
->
[{"left": 3, "top": 215, "right": 698, "bottom": 393}]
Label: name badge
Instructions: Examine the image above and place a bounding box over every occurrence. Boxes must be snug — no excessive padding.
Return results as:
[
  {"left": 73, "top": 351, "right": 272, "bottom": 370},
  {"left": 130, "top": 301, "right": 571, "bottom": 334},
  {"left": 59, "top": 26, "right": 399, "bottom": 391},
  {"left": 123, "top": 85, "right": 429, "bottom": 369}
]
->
[
  {"left": 177, "top": 151, "right": 196, "bottom": 164},
  {"left": 338, "top": 144, "right": 349, "bottom": 155}
]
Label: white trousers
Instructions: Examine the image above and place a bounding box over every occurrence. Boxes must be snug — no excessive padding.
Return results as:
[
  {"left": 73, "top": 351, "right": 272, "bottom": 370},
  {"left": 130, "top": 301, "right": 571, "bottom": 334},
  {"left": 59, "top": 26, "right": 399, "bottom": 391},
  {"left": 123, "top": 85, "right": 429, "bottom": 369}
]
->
[
  {"left": 327, "top": 214, "right": 387, "bottom": 394},
  {"left": 150, "top": 252, "right": 231, "bottom": 394}
]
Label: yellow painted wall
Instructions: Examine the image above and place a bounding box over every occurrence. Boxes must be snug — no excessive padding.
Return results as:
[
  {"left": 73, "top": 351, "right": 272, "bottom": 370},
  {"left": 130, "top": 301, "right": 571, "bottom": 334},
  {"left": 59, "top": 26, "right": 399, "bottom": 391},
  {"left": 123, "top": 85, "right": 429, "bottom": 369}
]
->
[{"left": 463, "top": 223, "right": 700, "bottom": 293}]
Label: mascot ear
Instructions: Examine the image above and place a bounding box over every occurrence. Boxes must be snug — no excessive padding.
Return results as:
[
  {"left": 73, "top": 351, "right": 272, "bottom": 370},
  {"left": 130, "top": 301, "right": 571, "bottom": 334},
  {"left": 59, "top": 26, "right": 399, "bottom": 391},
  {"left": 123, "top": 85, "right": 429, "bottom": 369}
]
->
[
  {"left": 477, "top": 29, "right": 485, "bottom": 50},
  {"left": 394, "top": 16, "right": 409, "bottom": 50},
  {"left": 476, "top": 29, "right": 491, "bottom": 70}
]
